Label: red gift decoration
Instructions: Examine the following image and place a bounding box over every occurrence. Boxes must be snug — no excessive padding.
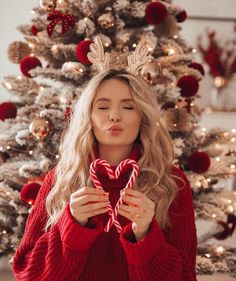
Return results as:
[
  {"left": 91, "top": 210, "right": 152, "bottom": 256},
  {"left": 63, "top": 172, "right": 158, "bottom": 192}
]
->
[{"left": 47, "top": 10, "right": 77, "bottom": 37}]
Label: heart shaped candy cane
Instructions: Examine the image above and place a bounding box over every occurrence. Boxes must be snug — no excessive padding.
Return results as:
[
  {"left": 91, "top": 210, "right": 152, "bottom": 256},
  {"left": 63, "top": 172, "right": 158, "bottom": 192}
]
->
[{"left": 90, "top": 159, "right": 139, "bottom": 233}]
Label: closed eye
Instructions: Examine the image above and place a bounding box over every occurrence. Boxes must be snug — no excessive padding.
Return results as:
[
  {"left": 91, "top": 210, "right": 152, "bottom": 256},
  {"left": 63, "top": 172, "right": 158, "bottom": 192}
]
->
[{"left": 98, "top": 107, "right": 134, "bottom": 110}]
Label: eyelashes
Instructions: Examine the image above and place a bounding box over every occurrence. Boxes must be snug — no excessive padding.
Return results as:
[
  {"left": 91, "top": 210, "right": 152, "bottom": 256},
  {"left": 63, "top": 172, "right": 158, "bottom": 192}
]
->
[{"left": 98, "top": 107, "right": 134, "bottom": 110}]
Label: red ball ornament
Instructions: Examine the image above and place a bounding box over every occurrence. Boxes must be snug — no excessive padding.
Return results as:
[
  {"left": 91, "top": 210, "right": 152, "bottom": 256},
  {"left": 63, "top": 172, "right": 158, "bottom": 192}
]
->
[
  {"left": 20, "top": 56, "right": 42, "bottom": 78},
  {"left": 188, "top": 62, "right": 205, "bottom": 76},
  {"left": 176, "top": 10, "right": 187, "bottom": 23},
  {"left": 75, "top": 40, "right": 92, "bottom": 65},
  {"left": 177, "top": 75, "right": 199, "bottom": 97},
  {"left": 145, "top": 2, "right": 168, "bottom": 25},
  {"left": 0, "top": 102, "right": 17, "bottom": 121},
  {"left": 20, "top": 182, "right": 41, "bottom": 205},
  {"left": 31, "top": 25, "right": 40, "bottom": 36},
  {"left": 188, "top": 151, "right": 211, "bottom": 174}
]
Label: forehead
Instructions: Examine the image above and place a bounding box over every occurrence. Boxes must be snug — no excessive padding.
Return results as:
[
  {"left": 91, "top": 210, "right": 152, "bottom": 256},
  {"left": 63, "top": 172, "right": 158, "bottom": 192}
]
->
[{"left": 94, "top": 79, "right": 133, "bottom": 101}]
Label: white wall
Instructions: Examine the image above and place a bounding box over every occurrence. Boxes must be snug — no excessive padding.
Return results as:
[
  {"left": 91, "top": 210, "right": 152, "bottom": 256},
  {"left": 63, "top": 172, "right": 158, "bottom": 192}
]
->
[
  {"left": 1, "top": 0, "right": 236, "bottom": 108},
  {"left": 0, "top": 0, "right": 38, "bottom": 102}
]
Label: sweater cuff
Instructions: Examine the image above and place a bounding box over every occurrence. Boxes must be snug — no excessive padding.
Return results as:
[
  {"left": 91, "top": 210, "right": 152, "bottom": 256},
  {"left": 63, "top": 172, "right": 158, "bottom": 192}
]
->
[
  {"left": 120, "top": 217, "right": 165, "bottom": 266},
  {"left": 57, "top": 204, "right": 103, "bottom": 252}
]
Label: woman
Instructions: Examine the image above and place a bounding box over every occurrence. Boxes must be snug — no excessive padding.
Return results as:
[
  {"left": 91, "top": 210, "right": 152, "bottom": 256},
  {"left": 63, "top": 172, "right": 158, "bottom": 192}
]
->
[{"left": 12, "top": 69, "right": 197, "bottom": 281}]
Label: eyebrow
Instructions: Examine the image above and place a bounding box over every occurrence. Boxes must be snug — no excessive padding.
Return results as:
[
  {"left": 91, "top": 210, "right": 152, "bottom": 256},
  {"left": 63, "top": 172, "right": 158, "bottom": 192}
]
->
[{"left": 95, "top": 98, "right": 134, "bottom": 104}]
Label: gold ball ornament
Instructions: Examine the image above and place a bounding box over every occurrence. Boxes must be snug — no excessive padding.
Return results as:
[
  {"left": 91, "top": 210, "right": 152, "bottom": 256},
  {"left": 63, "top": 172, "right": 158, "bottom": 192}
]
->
[
  {"left": 39, "top": 0, "right": 57, "bottom": 11},
  {"left": 8, "top": 41, "right": 32, "bottom": 64},
  {"left": 98, "top": 12, "right": 115, "bottom": 29},
  {"left": 140, "top": 61, "right": 161, "bottom": 85},
  {"left": 29, "top": 116, "right": 54, "bottom": 140},
  {"left": 162, "top": 108, "right": 190, "bottom": 132}
]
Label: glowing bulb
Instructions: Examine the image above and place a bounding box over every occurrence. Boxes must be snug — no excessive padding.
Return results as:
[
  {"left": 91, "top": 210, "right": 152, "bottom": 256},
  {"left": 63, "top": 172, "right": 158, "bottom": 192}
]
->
[
  {"left": 104, "top": 42, "right": 109, "bottom": 47},
  {"left": 168, "top": 48, "right": 175, "bottom": 55},
  {"left": 232, "top": 128, "right": 236, "bottom": 133},
  {"left": 31, "top": 9, "right": 36, "bottom": 14},
  {"left": 212, "top": 213, "right": 216, "bottom": 218},
  {"left": 148, "top": 47, "right": 153, "bottom": 51},
  {"left": 6, "top": 192, "right": 10, "bottom": 195},
  {"left": 40, "top": 86, "right": 45, "bottom": 91},
  {"left": 51, "top": 45, "right": 58, "bottom": 51},
  {"left": 215, "top": 157, "right": 220, "bottom": 162},
  {"left": 132, "top": 43, "right": 137, "bottom": 48},
  {"left": 28, "top": 43, "right": 34, "bottom": 49},
  {"left": 79, "top": 68, "right": 84, "bottom": 73},
  {"left": 29, "top": 150, "right": 33, "bottom": 155},
  {"left": 55, "top": 154, "right": 60, "bottom": 159},
  {"left": 192, "top": 48, "right": 197, "bottom": 53},
  {"left": 17, "top": 75, "right": 22, "bottom": 80},
  {"left": 173, "top": 35, "right": 178, "bottom": 39},
  {"left": 7, "top": 146, "right": 11, "bottom": 150},
  {"left": 207, "top": 178, "right": 211, "bottom": 182},
  {"left": 231, "top": 137, "right": 236, "bottom": 142},
  {"left": 4, "top": 82, "right": 12, "bottom": 90},
  {"left": 227, "top": 205, "right": 234, "bottom": 213},
  {"left": 215, "top": 246, "right": 224, "bottom": 255},
  {"left": 230, "top": 164, "right": 236, "bottom": 169},
  {"left": 2, "top": 230, "right": 7, "bottom": 234},
  {"left": 205, "top": 253, "right": 211, "bottom": 258}
]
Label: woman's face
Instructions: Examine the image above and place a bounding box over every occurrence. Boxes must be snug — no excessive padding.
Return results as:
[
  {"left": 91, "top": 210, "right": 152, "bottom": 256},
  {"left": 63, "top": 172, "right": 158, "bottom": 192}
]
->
[{"left": 91, "top": 78, "right": 142, "bottom": 147}]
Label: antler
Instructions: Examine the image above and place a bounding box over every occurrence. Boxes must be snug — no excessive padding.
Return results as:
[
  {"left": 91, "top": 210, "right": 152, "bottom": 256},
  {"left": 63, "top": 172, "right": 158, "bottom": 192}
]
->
[
  {"left": 127, "top": 40, "right": 149, "bottom": 73},
  {"left": 87, "top": 36, "right": 110, "bottom": 72}
]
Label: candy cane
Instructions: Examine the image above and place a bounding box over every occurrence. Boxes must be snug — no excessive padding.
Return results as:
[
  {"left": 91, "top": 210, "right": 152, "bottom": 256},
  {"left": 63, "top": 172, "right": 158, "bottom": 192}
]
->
[{"left": 90, "top": 159, "right": 139, "bottom": 233}]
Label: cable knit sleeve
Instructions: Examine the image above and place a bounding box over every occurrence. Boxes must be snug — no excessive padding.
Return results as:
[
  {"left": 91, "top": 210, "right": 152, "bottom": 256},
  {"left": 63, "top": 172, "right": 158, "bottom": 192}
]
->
[
  {"left": 119, "top": 167, "right": 197, "bottom": 281},
  {"left": 12, "top": 168, "right": 104, "bottom": 281}
]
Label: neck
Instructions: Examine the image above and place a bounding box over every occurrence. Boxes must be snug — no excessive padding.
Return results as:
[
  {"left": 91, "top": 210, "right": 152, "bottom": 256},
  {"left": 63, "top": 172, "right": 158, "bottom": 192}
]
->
[{"left": 98, "top": 144, "right": 134, "bottom": 166}]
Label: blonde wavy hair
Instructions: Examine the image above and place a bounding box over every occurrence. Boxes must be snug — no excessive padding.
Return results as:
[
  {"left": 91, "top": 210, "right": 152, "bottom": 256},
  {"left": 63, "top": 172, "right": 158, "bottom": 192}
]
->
[{"left": 45, "top": 69, "right": 180, "bottom": 231}]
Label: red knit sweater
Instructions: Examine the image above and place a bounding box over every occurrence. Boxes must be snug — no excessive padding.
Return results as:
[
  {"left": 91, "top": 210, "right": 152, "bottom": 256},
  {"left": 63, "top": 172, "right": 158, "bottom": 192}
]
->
[{"left": 12, "top": 144, "right": 197, "bottom": 281}]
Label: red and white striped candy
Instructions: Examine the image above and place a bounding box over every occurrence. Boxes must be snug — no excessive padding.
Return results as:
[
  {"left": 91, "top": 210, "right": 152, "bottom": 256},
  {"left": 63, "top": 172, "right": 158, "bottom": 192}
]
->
[{"left": 90, "top": 158, "right": 139, "bottom": 233}]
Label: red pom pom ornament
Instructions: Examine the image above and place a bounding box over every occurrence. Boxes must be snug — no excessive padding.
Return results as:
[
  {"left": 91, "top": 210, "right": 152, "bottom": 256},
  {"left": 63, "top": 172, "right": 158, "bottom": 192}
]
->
[
  {"left": 0, "top": 102, "right": 17, "bottom": 121},
  {"left": 20, "top": 56, "right": 42, "bottom": 78},
  {"left": 188, "top": 151, "right": 211, "bottom": 174},
  {"left": 188, "top": 62, "right": 205, "bottom": 76},
  {"left": 75, "top": 40, "right": 92, "bottom": 65},
  {"left": 145, "top": 2, "right": 168, "bottom": 25},
  {"left": 31, "top": 25, "right": 40, "bottom": 36},
  {"left": 176, "top": 10, "right": 187, "bottom": 23},
  {"left": 177, "top": 75, "right": 199, "bottom": 97},
  {"left": 20, "top": 182, "right": 41, "bottom": 205}
]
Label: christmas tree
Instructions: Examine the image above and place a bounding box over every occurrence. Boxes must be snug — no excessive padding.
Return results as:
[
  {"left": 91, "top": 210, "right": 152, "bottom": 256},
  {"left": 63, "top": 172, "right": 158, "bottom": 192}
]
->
[{"left": 0, "top": 0, "right": 236, "bottom": 277}]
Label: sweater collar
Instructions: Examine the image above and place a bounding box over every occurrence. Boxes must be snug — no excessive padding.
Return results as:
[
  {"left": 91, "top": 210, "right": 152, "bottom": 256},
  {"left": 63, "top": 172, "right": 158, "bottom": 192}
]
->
[{"left": 90, "top": 141, "right": 142, "bottom": 176}]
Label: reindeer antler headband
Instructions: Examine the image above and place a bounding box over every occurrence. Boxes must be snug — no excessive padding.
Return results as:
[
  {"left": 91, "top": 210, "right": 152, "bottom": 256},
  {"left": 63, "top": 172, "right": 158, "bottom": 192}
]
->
[{"left": 87, "top": 36, "right": 149, "bottom": 74}]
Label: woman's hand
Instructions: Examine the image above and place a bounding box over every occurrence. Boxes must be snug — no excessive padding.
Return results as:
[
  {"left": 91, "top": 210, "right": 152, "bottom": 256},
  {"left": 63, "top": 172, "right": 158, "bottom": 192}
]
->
[
  {"left": 118, "top": 188, "right": 155, "bottom": 241},
  {"left": 70, "top": 187, "right": 110, "bottom": 226}
]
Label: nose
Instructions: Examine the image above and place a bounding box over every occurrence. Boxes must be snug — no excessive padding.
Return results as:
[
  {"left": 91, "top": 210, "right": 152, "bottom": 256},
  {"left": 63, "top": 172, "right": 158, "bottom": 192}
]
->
[{"left": 109, "top": 110, "right": 121, "bottom": 122}]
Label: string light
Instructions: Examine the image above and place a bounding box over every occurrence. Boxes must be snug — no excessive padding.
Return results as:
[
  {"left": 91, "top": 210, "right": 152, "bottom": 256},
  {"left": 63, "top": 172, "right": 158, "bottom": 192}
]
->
[
  {"left": 168, "top": 48, "right": 175, "bottom": 55},
  {"left": 173, "top": 35, "right": 178, "bottom": 39},
  {"left": 215, "top": 157, "right": 221, "bottom": 162},
  {"left": 2, "top": 230, "right": 7, "bottom": 234},
  {"left": 31, "top": 9, "right": 36, "bottom": 14},
  {"left": 28, "top": 43, "right": 34, "bottom": 49},
  {"left": 4, "top": 82, "right": 12, "bottom": 90},
  {"left": 205, "top": 253, "right": 211, "bottom": 258},
  {"left": 17, "top": 75, "right": 22, "bottom": 80},
  {"left": 55, "top": 154, "right": 60, "bottom": 159},
  {"left": 207, "top": 178, "right": 211, "bottom": 182},
  {"left": 227, "top": 205, "right": 234, "bottom": 213},
  {"left": 212, "top": 213, "right": 216, "bottom": 218},
  {"left": 192, "top": 48, "right": 197, "bottom": 53},
  {"left": 230, "top": 164, "right": 236, "bottom": 169},
  {"left": 231, "top": 137, "right": 236, "bottom": 142},
  {"left": 232, "top": 128, "right": 236, "bottom": 134},
  {"left": 132, "top": 43, "right": 137, "bottom": 48},
  {"left": 214, "top": 246, "right": 225, "bottom": 256},
  {"left": 51, "top": 45, "right": 58, "bottom": 51},
  {"left": 29, "top": 150, "right": 33, "bottom": 155}
]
